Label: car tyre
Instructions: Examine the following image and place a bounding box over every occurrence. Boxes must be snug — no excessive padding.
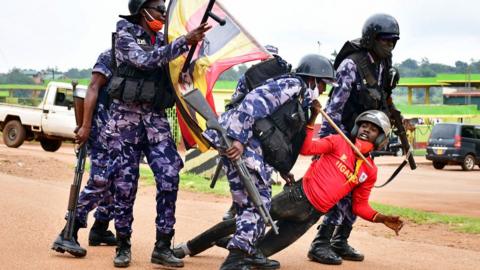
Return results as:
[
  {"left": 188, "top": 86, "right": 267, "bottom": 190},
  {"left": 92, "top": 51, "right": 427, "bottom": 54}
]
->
[
  {"left": 461, "top": 154, "right": 476, "bottom": 171},
  {"left": 432, "top": 161, "right": 446, "bottom": 170},
  {"left": 40, "top": 138, "right": 62, "bottom": 152},
  {"left": 3, "top": 120, "right": 26, "bottom": 148}
]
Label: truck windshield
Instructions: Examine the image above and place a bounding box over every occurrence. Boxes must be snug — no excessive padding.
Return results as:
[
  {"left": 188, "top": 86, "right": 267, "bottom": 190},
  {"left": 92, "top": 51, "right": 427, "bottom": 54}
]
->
[{"left": 430, "top": 124, "right": 456, "bottom": 139}]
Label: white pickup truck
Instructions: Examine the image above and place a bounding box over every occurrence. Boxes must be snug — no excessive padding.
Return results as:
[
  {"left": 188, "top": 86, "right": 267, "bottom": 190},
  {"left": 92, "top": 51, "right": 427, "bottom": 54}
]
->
[{"left": 0, "top": 81, "right": 87, "bottom": 152}]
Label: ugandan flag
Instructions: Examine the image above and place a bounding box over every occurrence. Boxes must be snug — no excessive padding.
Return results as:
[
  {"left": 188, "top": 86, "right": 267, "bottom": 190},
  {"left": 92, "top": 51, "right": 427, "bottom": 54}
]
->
[{"left": 166, "top": 0, "right": 270, "bottom": 152}]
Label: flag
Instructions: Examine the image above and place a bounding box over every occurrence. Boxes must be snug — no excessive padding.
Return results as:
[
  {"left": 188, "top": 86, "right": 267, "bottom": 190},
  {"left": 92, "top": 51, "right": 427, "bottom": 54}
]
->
[{"left": 166, "top": 0, "right": 270, "bottom": 152}]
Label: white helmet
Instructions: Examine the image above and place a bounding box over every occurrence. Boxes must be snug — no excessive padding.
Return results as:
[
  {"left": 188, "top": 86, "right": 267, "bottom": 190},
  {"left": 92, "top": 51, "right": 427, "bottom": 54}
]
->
[{"left": 351, "top": 110, "right": 391, "bottom": 149}]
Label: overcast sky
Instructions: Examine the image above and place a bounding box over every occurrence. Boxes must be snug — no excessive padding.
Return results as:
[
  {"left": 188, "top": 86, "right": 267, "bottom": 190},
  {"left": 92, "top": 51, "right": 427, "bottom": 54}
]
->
[{"left": 0, "top": 0, "right": 478, "bottom": 73}]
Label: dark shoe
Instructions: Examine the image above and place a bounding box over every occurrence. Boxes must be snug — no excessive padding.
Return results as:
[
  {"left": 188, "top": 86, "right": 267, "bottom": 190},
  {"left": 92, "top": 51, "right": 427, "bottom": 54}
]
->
[
  {"left": 307, "top": 224, "right": 342, "bottom": 265},
  {"left": 51, "top": 222, "right": 87, "bottom": 257},
  {"left": 331, "top": 225, "right": 364, "bottom": 261},
  {"left": 220, "top": 249, "right": 251, "bottom": 270},
  {"left": 222, "top": 203, "right": 237, "bottom": 221},
  {"left": 247, "top": 249, "right": 280, "bottom": 270},
  {"left": 151, "top": 231, "right": 184, "bottom": 268},
  {"left": 114, "top": 236, "right": 131, "bottom": 268},
  {"left": 89, "top": 219, "right": 116, "bottom": 246}
]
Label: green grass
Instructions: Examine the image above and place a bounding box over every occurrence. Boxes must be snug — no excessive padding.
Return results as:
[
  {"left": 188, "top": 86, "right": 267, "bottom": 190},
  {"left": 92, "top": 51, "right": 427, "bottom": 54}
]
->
[
  {"left": 371, "top": 202, "right": 480, "bottom": 234},
  {"left": 413, "top": 149, "right": 426, "bottom": 156},
  {"left": 140, "top": 166, "right": 283, "bottom": 196},
  {"left": 0, "top": 84, "right": 45, "bottom": 90},
  {"left": 213, "top": 80, "right": 238, "bottom": 89},
  {"left": 399, "top": 73, "right": 480, "bottom": 84},
  {"left": 396, "top": 104, "right": 480, "bottom": 116}
]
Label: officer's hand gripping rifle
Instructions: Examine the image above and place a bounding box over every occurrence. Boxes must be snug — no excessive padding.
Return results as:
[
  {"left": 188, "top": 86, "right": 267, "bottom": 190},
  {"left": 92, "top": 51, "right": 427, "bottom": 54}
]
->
[
  {"left": 183, "top": 89, "right": 279, "bottom": 235},
  {"left": 63, "top": 81, "right": 87, "bottom": 240}
]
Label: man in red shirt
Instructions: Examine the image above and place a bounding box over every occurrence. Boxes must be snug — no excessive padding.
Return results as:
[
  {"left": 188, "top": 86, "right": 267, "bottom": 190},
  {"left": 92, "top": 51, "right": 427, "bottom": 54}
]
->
[{"left": 173, "top": 101, "right": 404, "bottom": 267}]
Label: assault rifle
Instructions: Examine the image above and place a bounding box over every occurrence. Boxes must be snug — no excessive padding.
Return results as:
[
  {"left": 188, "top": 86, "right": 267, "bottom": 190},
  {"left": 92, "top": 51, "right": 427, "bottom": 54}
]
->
[
  {"left": 63, "top": 81, "right": 87, "bottom": 241},
  {"left": 183, "top": 89, "right": 279, "bottom": 234}
]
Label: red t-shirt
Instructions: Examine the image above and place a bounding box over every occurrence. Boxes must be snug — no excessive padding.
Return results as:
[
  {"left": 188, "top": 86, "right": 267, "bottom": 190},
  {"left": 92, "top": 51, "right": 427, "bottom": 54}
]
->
[{"left": 300, "top": 129, "right": 378, "bottom": 221}]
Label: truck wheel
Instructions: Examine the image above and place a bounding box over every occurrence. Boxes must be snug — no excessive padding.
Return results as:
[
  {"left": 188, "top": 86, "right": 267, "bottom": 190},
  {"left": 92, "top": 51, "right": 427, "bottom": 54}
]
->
[
  {"left": 461, "top": 154, "right": 476, "bottom": 171},
  {"left": 3, "top": 120, "right": 26, "bottom": 148},
  {"left": 40, "top": 139, "right": 62, "bottom": 152},
  {"left": 432, "top": 161, "right": 445, "bottom": 170}
]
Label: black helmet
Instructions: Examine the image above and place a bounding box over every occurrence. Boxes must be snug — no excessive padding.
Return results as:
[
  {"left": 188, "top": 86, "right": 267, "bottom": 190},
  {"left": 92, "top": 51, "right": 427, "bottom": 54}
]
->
[
  {"left": 295, "top": 54, "right": 335, "bottom": 81},
  {"left": 119, "top": 0, "right": 149, "bottom": 20},
  {"left": 360, "top": 13, "right": 400, "bottom": 49}
]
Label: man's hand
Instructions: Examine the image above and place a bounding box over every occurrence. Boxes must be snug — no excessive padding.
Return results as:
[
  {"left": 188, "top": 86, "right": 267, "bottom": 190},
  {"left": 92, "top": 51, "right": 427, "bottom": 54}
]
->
[
  {"left": 280, "top": 172, "right": 295, "bottom": 185},
  {"left": 310, "top": 99, "right": 322, "bottom": 116},
  {"left": 374, "top": 213, "right": 404, "bottom": 235},
  {"left": 225, "top": 140, "right": 244, "bottom": 161},
  {"left": 75, "top": 126, "right": 91, "bottom": 144},
  {"left": 185, "top": 23, "right": 212, "bottom": 45}
]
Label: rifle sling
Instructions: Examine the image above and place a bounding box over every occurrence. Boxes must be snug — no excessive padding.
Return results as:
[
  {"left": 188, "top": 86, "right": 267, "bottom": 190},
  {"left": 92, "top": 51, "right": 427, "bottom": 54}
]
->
[{"left": 375, "top": 159, "right": 408, "bottom": 188}]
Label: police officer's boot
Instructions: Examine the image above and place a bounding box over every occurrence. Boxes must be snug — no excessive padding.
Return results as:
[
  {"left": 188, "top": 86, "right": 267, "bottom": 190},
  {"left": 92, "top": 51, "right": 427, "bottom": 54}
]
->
[
  {"left": 331, "top": 224, "right": 364, "bottom": 261},
  {"left": 89, "top": 219, "right": 116, "bottom": 246},
  {"left": 113, "top": 235, "right": 131, "bottom": 268},
  {"left": 51, "top": 221, "right": 87, "bottom": 257},
  {"left": 246, "top": 249, "right": 280, "bottom": 270},
  {"left": 307, "top": 224, "right": 342, "bottom": 265},
  {"left": 151, "top": 231, "right": 184, "bottom": 268},
  {"left": 219, "top": 248, "right": 251, "bottom": 270},
  {"left": 222, "top": 203, "right": 237, "bottom": 220}
]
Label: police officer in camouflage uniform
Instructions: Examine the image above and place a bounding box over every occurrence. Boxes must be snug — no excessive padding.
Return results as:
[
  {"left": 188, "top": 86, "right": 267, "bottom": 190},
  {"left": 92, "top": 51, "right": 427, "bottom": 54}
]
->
[
  {"left": 308, "top": 13, "right": 401, "bottom": 265},
  {"left": 106, "top": 0, "right": 210, "bottom": 267},
  {"left": 52, "top": 50, "right": 116, "bottom": 257},
  {"left": 202, "top": 54, "right": 336, "bottom": 270}
]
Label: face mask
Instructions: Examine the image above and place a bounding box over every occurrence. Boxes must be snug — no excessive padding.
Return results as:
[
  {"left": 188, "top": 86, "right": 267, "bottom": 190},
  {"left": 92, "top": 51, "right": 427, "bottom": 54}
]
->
[
  {"left": 354, "top": 139, "right": 374, "bottom": 154},
  {"left": 144, "top": 9, "right": 164, "bottom": 32},
  {"left": 372, "top": 41, "right": 393, "bottom": 59}
]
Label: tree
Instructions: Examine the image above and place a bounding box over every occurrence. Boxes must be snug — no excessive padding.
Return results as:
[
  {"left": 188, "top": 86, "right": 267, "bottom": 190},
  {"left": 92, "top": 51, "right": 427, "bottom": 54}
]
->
[{"left": 0, "top": 68, "right": 34, "bottom": 84}]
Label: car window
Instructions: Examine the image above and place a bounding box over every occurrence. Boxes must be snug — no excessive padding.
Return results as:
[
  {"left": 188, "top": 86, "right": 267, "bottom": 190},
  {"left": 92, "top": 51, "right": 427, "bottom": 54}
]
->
[
  {"left": 474, "top": 127, "right": 480, "bottom": 139},
  {"left": 54, "top": 88, "right": 74, "bottom": 107},
  {"left": 430, "top": 124, "right": 456, "bottom": 139},
  {"left": 461, "top": 126, "right": 475, "bottom": 139}
]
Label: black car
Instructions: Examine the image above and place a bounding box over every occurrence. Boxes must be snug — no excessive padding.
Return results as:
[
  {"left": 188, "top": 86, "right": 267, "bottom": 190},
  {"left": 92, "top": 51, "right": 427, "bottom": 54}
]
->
[{"left": 426, "top": 123, "right": 480, "bottom": 170}]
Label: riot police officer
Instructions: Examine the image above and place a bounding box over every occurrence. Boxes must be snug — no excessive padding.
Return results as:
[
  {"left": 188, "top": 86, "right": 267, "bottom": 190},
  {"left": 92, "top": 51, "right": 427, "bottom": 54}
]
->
[
  {"left": 107, "top": 0, "right": 210, "bottom": 267},
  {"left": 308, "top": 13, "right": 401, "bottom": 265}
]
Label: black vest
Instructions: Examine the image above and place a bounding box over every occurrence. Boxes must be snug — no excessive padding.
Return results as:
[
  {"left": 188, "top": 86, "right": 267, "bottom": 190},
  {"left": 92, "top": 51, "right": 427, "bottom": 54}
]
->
[
  {"left": 332, "top": 40, "right": 392, "bottom": 133},
  {"left": 107, "top": 32, "right": 175, "bottom": 111}
]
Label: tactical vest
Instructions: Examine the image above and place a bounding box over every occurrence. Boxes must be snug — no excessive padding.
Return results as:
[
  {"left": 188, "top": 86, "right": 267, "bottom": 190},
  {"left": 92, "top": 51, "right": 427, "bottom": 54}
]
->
[
  {"left": 332, "top": 40, "right": 392, "bottom": 133},
  {"left": 107, "top": 32, "right": 175, "bottom": 111}
]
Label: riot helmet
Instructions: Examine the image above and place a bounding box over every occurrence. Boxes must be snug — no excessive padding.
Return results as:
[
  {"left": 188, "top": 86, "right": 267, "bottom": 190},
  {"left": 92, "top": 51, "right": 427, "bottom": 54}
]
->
[
  {"left": 120, "top": 0, "right": 155, "bottom": 21},
  {"left": 351, "top": 110, "right": 391, "bottom": 149},
  {"left": 295, "top": 54, "right": 336, "bottom": 85},
  {"left": 360, "top": 13, "right": 400, "bottom": 50}
]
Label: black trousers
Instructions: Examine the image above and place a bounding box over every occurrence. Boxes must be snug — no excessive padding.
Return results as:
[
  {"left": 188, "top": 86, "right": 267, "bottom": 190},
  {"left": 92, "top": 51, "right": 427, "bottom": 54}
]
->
[{"left": 186, "top": 180, "right": 322, "bottom": 257}]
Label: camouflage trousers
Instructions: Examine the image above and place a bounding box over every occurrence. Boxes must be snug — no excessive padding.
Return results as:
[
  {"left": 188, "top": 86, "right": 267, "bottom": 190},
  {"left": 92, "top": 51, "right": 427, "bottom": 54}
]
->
[
  {"left": 75, "top": 104, "right": 114, "bottom": 227},
  {"left": 106, "top": 102, "right": 183, "bottom": 237},
  {"left": 222, "top": 157, "right": 272, "bottom": 255},
  {"left": 322, "top": 193, "right": 356, "bottom": 226}
]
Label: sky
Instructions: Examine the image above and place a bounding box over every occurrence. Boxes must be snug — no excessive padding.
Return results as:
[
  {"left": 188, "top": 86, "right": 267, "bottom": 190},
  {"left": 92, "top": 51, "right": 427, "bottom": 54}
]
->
[{"left": 0, "top": 0, "right": 478, "bottom": 73}]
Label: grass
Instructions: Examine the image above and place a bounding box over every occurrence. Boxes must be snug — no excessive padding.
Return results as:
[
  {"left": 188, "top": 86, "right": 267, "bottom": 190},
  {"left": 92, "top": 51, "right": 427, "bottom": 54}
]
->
[
  {"left": 399, "top": 73, "right": 480, "bottom": 84},
  {"left": 371, "top": 202, "right": 480, "bottom": 234},
  {"left": 396, "top": 104, "right": 480, "bottom": 116},
  {"left": 0, "top": 84, "right": 45, "bottom": 90}
]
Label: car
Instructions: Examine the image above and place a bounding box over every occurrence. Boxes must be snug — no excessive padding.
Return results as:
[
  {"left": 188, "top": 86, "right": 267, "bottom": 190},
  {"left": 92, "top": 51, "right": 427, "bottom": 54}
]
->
[{"left": 426, "top": 123, "right": 480, "bottom": 171}]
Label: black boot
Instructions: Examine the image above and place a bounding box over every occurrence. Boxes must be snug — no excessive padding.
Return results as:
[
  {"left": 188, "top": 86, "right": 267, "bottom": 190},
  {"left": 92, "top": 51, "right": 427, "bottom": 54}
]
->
[
  {"left": 51, "top": 221, "right": 87, "bottom": 257},
  {"left": 307, "top": 224, "right": 342, "bottom": 265},
  {"left": 113, "top": 236, "right": 131, "bottom": 268},
  {"left": 246, "top": 249, "right": 280, "bottom": 270},
  {"left": 220, "top": 249, "right": 251, "bottom": 270},
  {"left": 222, "top": 203, "right": 237, "bottom": 221},
  {"left": 89, "top": 219, "right": 116, "bottom": 246},
  {"left": 151, "top": 231, "right": 184, "bottom": 268},
  {"left": 331, "top": 225, "right": 364, "bottom": 261}
]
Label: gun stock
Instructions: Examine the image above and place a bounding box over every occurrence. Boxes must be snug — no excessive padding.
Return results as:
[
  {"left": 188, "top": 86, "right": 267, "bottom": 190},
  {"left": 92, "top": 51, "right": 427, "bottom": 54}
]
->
[
  {"left": 63, "top": 81, "right": 88, "bottom": 240},
  {"left": 183, "top": 89, "right": 279, "bottom": 234}
]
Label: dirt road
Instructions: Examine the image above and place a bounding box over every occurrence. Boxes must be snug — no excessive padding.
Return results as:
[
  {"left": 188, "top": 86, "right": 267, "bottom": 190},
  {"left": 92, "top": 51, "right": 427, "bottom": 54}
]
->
[{"left": 0, "top": 144, "right": 479, "bottom": 269}]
